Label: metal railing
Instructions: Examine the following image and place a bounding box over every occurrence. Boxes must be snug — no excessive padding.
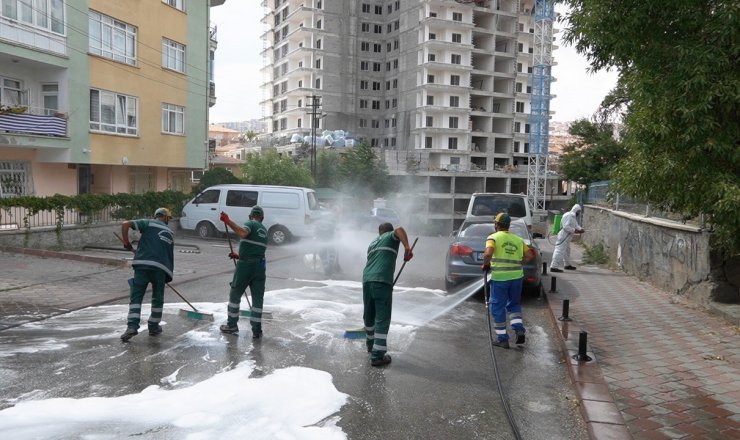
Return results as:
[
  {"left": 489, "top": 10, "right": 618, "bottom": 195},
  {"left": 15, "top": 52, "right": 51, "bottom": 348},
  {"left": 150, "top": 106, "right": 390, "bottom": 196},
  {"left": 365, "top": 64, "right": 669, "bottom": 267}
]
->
[{"left": 0, "top": 205, "right": 121, "bottom": 231}]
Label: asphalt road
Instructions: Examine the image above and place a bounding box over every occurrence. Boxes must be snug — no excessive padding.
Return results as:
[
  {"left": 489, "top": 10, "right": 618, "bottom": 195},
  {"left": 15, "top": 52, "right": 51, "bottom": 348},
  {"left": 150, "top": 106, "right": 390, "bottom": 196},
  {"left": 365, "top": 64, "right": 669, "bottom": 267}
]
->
[{"left": 0, "top": 231, "right": 588, "bottom": 440}]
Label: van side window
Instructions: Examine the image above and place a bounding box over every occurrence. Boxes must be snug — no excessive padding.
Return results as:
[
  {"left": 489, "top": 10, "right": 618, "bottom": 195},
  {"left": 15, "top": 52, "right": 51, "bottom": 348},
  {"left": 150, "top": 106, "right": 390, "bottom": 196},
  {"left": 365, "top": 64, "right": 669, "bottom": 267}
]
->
[
  {"left": 307, "top": 192, "right": 320, "bottom": 210},
  {"left": 194, "top": 189, "right": 220, "bottom": 204},
  {"left": 226, "top": 190, "right": 258, "bottom": 207},
  {"left": 261, "top": 192, "right": 300, "bottom": 209}
]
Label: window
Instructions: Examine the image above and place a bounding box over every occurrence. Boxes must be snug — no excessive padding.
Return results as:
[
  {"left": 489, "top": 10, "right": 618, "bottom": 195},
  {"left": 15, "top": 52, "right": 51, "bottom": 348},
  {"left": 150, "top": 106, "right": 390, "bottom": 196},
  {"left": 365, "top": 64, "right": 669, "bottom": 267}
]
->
[
  {"left": 374, "top": 43, "right": 382, "bottom": 53},
  {"left": 315, "top": 78, "right": 321, "bottom": 89},
  {"left": 374, "top": 24, "right": 382, "bottom": 33},
  {"left": 449, "top": 96, "right": 459, "bottom": 107},
  {"left": 450, "top": 157, "right": 460, "bottom": 165},
  {"left": 0, "top": 77, "right": 27, "bottom": 107},
  {"left": 449, "top": 116, "right": 458, "bottom": 129},
  {"left": 391, "top": 138, "right": 396, "bottom": 147},
  {"left": 2, "top": 0, "right": 65, "bottom": 34},
  {"left": 372, "top": 100, "right": 380, "bottom": 109},
  {"left": 225, "top": 190, "right": 258, "bottom": 208},
  {"left": 373, "top": 62, "right": 381, "bottom": 71},
  {"left": 297, "top": 118, "right": 302, "bottom": 127},
  {"left": 162, "top": 38, "right": 186, "bottom": 73},
  {"left": 385, "top": 100, "right": 390, "bottom": 109},
  {"left": 371, "top": 119, "right": 379, "bottom": 128},
  {"left": 515, "top": 82, "right": 523, "bottom": 93},
  {"left": 392, "top": 117, "right": 396, "bottom": 127},
  {"left": 452, "top": 12, "right": 462, "bottom": 21},
  {"left": 315, "top": 39, "right": 322, "bottom": 49},
  {"left": 451, "top": 54, "right": 461, "bottom": 64},
  {"left": 392, "top": 98, "right": 397, "bottom": 107},
  {"left": 448, "top": 137, "right": 458, "bottom": 149},
  {"left": 89, "top": 11, "right": 137, "bottom": 65},
  {"left": 516, "top": 101, "right": 525, "bottom": 113},
  {"left": 315, "top": 58, "right": 322, "bottom": 69},
  {"left": 162, "top": 0, "right": 185, "bottom": 11},
  {"left": 280, "top": 118, "right": 287, "bottom": 130},
  {"left": 89, "top": 88, "right": 138, "bottom": 135},
  {"left": 514, "top": 122, "right": 521, "bottom": 132},
  {"left": 452, "top": 33, "right": 462, "bottom": 43},
  {"left": 361, "top": 23, "right": 369, "bottom": 32},
  {"left": 362, "top": 4, "right": 370, "bottom": 13},
  {"left": 518, "top": 43, "right": 524, "bottom": 52},
  {"left": 359, "top": 119, "right": 367, "bottom": 128},
  {"left": 360, "top": 61, "right": 369, "bottom": 70},
  {"left": 41, "top": 83, "right": 59, "bottom": 114},
  {"left": 426, "top": 116, "right": 433, "bottom": 127},
  {"left": 425, "top": 137, "right": 432, "bottom": 148},
  {"left": 427, "top": 74, "right": 435, "bottom": 83},
  {"left": 392, "top": 79, "right": 398, "bottom": 88},
  {"left": 427, "top": 95, "right": 434, "bottom": 105},
  {"left": 0, "top": 161, "right": 32, "bottom": 197},
  {"left": 361, "top": 42, "right": 369, "bottom": 51},
  {"left": 161, "top": 103, "right": 184, "bottom": 134},
  {"left": 428, "top": 53, "right": 436, "bottom": 62},
  {"left": 429, "top": 33, "right": 436, "bottom": 40},
  {"left": 429, "top": 12, "right": 437, "bottom": 17},
  {"left": 360, "top": 99, "right": 368, "bottom": 109},
  {"left": 450, "top": 75, "right": 460, "bottom": 86},
  {"left": 517, "top": 62, "right": 523, "bottom": 73},
  {"left": 374, "top": 5, "right": 382, "bottom": 14},
  {"left": 316, "top": 19, "right": 322, "bottom": 29},
  {"left": 360, "top": 80, "right": 369, "bottom": 90},
  {"left": 372, "top": 81, "right": 381, "bottom": 90}
]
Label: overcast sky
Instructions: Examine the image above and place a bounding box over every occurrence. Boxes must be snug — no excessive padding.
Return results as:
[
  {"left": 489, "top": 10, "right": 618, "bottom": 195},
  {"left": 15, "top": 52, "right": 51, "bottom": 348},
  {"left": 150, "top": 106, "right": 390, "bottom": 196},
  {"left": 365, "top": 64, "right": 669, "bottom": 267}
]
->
[{"left": 208, "top": 2, "right": 618, "bottom": 124}]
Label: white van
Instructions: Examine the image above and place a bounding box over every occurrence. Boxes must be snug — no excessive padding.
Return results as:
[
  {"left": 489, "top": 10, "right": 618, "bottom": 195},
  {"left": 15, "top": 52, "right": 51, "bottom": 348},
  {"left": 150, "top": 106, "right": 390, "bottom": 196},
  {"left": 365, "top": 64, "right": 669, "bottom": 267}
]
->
[
  {"left": 464, "top": 192, "right": 534, "bottom": 231},
  {"left": 180, "top": 184, "right": 327, "bottom": 244}
]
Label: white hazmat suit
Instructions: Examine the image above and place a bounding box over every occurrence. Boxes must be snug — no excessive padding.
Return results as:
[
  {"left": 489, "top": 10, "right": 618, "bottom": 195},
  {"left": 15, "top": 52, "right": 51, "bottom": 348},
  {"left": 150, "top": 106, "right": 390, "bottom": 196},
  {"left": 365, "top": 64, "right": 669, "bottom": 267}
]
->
[{"left": 550, "top": 204, "right": 584, "bottom": 271}]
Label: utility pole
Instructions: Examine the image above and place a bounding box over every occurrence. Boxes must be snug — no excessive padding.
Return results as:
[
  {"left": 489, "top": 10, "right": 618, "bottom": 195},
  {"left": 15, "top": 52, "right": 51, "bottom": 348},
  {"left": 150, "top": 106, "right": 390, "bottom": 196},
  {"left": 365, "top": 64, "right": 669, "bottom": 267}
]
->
[{"left": 308, "top": 95, "right": 322, "bottom": 180}]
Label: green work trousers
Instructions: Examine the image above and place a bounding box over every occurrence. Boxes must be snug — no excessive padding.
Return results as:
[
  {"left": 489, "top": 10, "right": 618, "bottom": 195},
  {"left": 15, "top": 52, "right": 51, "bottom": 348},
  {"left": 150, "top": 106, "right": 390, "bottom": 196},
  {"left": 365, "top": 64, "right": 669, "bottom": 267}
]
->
[
  {"left": 127, "top": 268, "right": 166, "bottom": 329},
  {"left": 363, "top": 281, "right": 393, "bottom": 361},
  {"left": 226, "top": 258, "right": 266, "bottom": 333}
]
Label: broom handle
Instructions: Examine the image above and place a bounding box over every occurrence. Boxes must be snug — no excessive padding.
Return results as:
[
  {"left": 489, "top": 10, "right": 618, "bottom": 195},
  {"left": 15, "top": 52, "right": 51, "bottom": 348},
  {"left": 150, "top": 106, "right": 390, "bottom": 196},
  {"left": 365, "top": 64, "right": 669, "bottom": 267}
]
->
[
  {"left": 393, "top": 237, "right": 418, "bottom": 286},
  {"left": 114, "top": 232, "right": 200, "bottom": 313},
  {"left": 224, "top": 222, "right": 253, "bottom": 310}
]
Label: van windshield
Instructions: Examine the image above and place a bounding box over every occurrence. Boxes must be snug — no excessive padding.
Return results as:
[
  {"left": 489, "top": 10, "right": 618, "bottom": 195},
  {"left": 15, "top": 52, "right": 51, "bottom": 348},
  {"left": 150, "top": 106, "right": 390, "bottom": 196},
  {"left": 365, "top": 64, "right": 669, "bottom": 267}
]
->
[
  {"left": 471, "top": 197, "right": 527, "bottom": 218},
  {"left": 307, "top": 192, "right": 320, "bottom": 210}
]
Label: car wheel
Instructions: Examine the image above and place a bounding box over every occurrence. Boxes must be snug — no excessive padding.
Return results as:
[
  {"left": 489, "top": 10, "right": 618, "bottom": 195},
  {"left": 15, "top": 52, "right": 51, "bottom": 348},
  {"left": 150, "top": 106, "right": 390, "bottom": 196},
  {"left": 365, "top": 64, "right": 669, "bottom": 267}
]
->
[
  {"left": 524, "top": 282, "right": 543, "bottom": 298},
  {"left": 269, "top": 226, "right": 291, "bottom": 245},
  {"left": 196, "top": 221, "right": 215, "bottom": 238}
]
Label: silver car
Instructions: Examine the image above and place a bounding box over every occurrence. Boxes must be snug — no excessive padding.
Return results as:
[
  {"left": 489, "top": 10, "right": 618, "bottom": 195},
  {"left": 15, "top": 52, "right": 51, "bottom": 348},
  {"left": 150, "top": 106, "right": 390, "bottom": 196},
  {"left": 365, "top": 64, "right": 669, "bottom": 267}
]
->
[{"left": 444, "top": 218, "right": 543, "bottom": 294}]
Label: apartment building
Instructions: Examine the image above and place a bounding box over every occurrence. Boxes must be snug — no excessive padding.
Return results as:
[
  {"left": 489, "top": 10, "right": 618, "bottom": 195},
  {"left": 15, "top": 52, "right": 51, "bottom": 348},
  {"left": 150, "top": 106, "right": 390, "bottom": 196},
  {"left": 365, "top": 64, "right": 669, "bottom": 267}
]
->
[
  {"left": 0, "top": 0, "right": 224, "bottom": 198},
  {"left": 261, "top": 0, "right": 564, "bottom": 233}
]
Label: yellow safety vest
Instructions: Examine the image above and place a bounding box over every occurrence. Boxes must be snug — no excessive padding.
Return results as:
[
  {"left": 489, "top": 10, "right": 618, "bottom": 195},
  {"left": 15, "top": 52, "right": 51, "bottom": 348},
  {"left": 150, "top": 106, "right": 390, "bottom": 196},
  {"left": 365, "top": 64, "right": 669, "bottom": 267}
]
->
[{"left": 488, "top": 231, "right": 525, "bottom": 282}]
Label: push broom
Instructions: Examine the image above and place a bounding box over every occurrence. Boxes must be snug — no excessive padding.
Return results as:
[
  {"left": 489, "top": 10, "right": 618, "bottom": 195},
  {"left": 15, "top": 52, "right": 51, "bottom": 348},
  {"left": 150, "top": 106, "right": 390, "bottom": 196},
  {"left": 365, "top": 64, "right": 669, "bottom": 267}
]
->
[
  {"left": 114, "top": 232, "right": 214, "bottom": 321},
  {"left": 223, "top": 222, "right": 273, "bottom": 320},
  {"left": 343, "top": 237, "right": 418, "bottom": 339}
]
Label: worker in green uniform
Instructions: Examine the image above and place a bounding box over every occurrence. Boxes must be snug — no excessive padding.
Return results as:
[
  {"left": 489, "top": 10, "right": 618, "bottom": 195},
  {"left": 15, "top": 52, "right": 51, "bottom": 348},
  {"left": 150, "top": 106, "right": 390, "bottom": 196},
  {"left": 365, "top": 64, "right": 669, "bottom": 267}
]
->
[
  {"left": 218, "top": 206, "right": 268, "bottom": 339},
  {"left": 481, "top": 213, "right": 535, "bottom": 349},
  {"left": 119, "top": 207, "right": 174, "bottom": 342},
  {"left": 363, "top": 222, "right": 413, "bottom": 367}
]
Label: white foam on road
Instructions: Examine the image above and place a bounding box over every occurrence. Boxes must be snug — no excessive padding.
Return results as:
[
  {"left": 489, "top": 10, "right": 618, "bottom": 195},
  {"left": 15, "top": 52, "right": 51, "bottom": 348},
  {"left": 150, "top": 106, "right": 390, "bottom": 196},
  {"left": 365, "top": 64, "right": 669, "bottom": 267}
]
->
[{"left": 0, "top": 362, "right": 348, "bottom": 440}]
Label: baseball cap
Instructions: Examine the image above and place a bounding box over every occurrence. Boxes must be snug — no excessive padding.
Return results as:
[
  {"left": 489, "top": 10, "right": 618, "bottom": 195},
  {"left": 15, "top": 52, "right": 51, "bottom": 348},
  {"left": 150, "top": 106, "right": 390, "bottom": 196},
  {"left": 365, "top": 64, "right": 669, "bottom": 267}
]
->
[
  {"left": 495, "top": 212, "right": 511, "bottom": 226},
  {"left": 250, "top": 205, "right": 264, "bottom": 217},
  {"left": 154, "top": 207, "right": 172, "bottom": 218}
]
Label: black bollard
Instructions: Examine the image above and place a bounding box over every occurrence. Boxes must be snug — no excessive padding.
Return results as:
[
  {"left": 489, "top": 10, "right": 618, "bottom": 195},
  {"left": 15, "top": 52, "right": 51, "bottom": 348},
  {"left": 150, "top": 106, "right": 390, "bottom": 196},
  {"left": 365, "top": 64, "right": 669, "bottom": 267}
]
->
[
  {"left": 573, "top": 331, "right": 592, "bottom": 362},
  {"left": 549, "top": 276, "right": 557, "bottom": 293},
  {"left": 558, "top": 299, "right": 572, "bottom": 321},
  {"left": 542, "top": 262, "right": 548, "bottom": 275}
]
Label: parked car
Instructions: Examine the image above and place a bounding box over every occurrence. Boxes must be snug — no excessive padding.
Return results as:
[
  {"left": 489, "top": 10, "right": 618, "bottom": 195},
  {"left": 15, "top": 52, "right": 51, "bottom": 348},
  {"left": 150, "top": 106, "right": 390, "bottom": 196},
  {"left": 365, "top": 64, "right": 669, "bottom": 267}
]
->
[
  {"left": 444, "top": 218, "right": 543, "bottom": 295},
  {"left": 355, "top": 207, "right": 401, "bottom": 231},
  {"left": 180, "top": 184, "right": 328, "bottom": 245}
]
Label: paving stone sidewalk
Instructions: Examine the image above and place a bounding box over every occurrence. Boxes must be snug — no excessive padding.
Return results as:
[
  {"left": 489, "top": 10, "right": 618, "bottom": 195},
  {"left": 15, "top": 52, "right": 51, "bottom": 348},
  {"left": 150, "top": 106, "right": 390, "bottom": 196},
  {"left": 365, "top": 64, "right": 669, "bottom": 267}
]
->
[{"left": 544, "top": 245, "right": 740, "bottom": 440}]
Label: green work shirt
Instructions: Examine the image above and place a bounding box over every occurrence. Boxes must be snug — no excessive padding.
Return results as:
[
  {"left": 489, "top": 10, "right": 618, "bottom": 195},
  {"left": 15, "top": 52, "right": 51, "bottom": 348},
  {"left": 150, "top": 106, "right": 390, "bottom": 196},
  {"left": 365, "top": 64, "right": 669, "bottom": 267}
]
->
[
  {"left": 485, "top": 230, "right": 529, "bottom": 282},
  {"left": 131, "top": 219, "right": 175, "bottom": 282},
  {"left": 362, "top": 231, "right": 400, "bottom": 285},
  {"left": 238, "top": 219, "right": 268, "bottom": 258}
]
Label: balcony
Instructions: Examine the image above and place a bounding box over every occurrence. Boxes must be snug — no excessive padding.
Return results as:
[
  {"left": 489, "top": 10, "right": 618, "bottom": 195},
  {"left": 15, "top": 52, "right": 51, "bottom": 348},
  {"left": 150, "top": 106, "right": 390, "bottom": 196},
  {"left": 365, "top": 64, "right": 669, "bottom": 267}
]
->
[
  {"left": 0, "top": 106, "right": 67, "bottom": 137},
  {"left": 208, "top": 81, "right": 216, "bottom": 107}
]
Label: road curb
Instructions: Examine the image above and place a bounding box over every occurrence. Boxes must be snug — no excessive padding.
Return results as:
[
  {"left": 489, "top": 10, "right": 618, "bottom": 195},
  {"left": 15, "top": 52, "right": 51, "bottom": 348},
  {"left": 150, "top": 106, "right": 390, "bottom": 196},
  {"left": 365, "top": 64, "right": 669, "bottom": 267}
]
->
[
  {"left": 2, "top": 246, "right": 128, "bottom": 267},
  {"left": 545, "top": 288, "right": 633, "bottom": 440}
]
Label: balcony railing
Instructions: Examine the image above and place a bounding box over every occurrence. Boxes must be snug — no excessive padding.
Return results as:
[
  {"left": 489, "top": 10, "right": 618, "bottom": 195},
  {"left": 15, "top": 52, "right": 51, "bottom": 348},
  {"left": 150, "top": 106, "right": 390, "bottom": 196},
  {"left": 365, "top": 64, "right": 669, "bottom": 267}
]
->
[{"left": 0, "top": 106, "right": 68, "bottom": 137}]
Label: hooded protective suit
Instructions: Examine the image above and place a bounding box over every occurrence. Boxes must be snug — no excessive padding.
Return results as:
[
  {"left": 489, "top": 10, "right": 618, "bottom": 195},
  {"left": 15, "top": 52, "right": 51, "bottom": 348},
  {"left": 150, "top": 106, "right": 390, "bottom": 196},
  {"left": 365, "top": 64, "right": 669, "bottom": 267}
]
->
[{"left": 550, "top": 204, "right": 583, "bottom": 270}]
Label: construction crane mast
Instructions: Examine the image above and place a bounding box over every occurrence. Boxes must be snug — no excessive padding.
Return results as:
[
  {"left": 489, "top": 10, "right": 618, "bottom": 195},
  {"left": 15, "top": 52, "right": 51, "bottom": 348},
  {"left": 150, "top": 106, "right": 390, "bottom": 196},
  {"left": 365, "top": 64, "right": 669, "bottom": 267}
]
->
[{"left": 527, "top": 0, "right": 554, "bottom": 213}]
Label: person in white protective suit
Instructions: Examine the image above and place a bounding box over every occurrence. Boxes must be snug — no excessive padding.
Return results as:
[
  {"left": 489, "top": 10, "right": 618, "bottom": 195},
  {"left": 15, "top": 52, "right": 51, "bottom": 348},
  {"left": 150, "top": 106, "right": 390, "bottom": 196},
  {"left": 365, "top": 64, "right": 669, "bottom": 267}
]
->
[{"left": 550, "top": 204, "right": 584, "bottom": 273}]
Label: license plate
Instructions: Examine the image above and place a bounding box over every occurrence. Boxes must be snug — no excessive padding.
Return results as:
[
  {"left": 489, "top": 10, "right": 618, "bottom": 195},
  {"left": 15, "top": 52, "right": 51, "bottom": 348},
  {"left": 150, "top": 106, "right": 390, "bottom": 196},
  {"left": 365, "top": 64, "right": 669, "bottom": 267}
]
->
[{"left": 474, "top": 252, "right": 483, "bottom": 261}]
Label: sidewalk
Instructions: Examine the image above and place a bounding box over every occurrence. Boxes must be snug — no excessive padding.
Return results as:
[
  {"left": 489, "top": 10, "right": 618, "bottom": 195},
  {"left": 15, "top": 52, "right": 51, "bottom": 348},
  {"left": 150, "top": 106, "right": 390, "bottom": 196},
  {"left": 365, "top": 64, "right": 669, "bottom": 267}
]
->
[{"left": 543, "top": 244, "right": 740, "bottom": 439}]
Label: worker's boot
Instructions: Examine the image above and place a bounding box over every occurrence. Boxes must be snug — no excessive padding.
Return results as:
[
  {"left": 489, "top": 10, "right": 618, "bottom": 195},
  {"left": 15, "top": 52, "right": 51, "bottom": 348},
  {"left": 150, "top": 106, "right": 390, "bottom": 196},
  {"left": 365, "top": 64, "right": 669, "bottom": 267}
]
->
[
  {"left": 120, "top": 327, "right": 138, "bottom": 342},
  {"left": 219, "top": 324, "right": 239, "bottom": 334}
]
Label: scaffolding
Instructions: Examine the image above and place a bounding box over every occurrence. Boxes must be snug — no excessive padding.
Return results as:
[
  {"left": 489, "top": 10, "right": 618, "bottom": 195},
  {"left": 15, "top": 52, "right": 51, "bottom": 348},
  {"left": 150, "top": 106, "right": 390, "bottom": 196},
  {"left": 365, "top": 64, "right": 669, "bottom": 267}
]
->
[{"left": 527, "top": 0, "right": 554, "bottom": 212}]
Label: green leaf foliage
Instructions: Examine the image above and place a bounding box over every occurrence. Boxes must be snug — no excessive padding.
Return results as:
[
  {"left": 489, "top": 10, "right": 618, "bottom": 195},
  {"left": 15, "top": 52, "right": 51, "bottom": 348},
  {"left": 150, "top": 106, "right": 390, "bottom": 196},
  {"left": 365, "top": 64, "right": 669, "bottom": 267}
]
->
[
  {"left": 337, "top": 142, "right": 390, "bottom": 198},
  {"left": 194, "top": 167, "right": 242, "bottom": 194},
  {"left": 559, "top": 118, "right": 627, "bottom": 185},
  {"left": 316, "top": 150, "right": 341, "bottom": 189},
  {"left": 241, "top": 150, "right": 315, "bottom": 187},
  {"left": 561, "top": 0, "right": 740, "bottom": 253}
]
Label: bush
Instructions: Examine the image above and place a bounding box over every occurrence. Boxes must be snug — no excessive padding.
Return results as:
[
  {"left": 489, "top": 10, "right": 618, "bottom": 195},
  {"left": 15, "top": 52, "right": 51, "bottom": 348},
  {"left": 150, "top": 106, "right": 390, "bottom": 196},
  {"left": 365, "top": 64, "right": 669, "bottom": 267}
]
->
[{"left": 582, "top": 243, "right": 609, "bottom": 265}]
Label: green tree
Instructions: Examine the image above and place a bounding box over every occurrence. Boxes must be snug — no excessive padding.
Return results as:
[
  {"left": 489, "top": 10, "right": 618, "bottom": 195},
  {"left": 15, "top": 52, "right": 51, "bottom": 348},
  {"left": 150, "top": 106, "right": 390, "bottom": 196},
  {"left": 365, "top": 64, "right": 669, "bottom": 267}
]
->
[
  {"left": 337, "top": 142, "right": 389, "bottom": 197},
  {"left": 241, "top": 150, "right": 314, "bottom": 187},
  {"left": 316, "top": 150, "right": 341, "bottom": 188},
  {"left": 558, "top": 118, "right": 627, "bottom": 185},
  {"left": 561, "top": 0, "right": 740, "bottom": 252},
  {"left": 193, "top": 167, "right": 242, "bottom": 194}
]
